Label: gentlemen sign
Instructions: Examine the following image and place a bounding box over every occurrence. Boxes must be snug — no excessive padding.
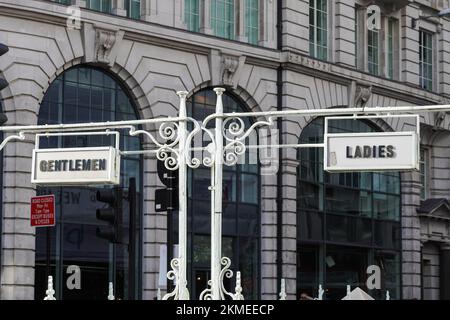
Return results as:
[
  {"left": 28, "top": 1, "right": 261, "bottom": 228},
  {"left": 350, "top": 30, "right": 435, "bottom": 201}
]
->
[
  {"left": 325, "top": 132, "right": 419, "bottom": 172},
  {"left": 31, "top": 147, "right": 120, "bottom": 185}
]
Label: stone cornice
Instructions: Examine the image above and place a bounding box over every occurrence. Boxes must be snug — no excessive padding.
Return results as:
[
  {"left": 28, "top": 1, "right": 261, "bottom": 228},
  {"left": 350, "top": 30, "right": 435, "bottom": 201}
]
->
[
  {"left": 1, "top": 0, "right": 449, "bottom": 106},
  {"left": 283, "top": 51, "right": 446, "bottom": 106}
]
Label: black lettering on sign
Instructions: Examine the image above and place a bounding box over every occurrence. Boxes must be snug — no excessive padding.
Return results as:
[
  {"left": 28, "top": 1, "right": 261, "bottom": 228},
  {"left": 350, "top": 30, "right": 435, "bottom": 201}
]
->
[{"left": 345, "top": 145, "right": 396, "bottom": 159}]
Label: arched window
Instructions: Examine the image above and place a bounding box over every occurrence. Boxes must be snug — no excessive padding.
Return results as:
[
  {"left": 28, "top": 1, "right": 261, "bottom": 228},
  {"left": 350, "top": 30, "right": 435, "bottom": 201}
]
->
[
  {"left": 297, "top": 117, "right": 401, "bottom": 300},
  {"left": 35, "top": 66, "right": 142, "bottom": 300},
  {"left": 168, "top": 89, "right": 260, "bottom": 299}
]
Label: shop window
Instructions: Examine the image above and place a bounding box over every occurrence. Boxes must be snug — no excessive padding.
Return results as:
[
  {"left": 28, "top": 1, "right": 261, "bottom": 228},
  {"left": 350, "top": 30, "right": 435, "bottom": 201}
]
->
[
  {"left": 35, "top": 66, "right": 142, "bottom": 300},
  {"left": 297, "top": 117, "right": 402, "bottom": 299}
]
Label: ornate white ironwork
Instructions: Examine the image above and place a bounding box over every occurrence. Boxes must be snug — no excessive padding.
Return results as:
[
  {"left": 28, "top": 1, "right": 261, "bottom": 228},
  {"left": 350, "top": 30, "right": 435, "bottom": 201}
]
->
[
  {"left": 233, "top": 271, "right": 244, "bottom": 300},
  {"left": 108, "top": 282, "right": 115, "bottom": 300},
  {"left": 0, "top": 131, "right": 25, "bottom": 151},
  {"left": 279, "top": 278, "right": 287, "bottom": 300},
  {"left": 0, "top": 89, "right": 450, "bottom": 301},
  {"left": 44, "top": 275, "right": 56, "bottom": 300}
]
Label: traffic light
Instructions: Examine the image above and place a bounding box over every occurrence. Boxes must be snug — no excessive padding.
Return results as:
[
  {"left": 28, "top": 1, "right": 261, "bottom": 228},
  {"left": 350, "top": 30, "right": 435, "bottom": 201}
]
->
[
  {"left": 155, "top": 159, "right": 178, "bottom": 212},
  {"left": 0, "top": 43, "right": 9, "bottom": 125},
  {"left": 96, "top": 187, "right": 122, "bottom": 243}
]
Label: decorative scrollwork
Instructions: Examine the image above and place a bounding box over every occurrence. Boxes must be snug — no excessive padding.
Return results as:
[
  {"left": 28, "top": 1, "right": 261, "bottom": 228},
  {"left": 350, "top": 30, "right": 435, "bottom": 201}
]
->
[
  {"left": 219, "top": 257, "right": 235, "bottom": 300},
  {"left": 224, "top": 140, "right": 246, "bottom": 166},
  {"left": 199, "top": 280, "right": 213, "bottom": 300},
  {"left": 162, "top": 258, "right": 189, "bottom": 300},
  {"left": 221, "top": 116, "right": 275, "bottom": 167},
  {"left": 157, "top": 146, "right": 180, "bottom": 171},
  {"left": 129, "top": 122, "right": 181, "bottom": 170}
]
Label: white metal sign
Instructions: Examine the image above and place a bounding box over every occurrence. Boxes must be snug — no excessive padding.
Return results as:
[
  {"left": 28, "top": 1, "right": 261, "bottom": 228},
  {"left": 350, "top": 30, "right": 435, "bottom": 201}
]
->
[
  {"left": 31, "top": 132, "right": 121, "bottom": 186},
  {"left": 31, "top": 146, "right": 120, "bottom": 185},
  {"left": 324, "top": 115, "right": 420, "bottom": 172}
]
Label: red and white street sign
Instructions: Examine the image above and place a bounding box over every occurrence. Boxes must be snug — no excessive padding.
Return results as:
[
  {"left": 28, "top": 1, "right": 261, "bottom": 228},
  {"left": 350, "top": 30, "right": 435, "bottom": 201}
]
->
[{"left": 31, "top": 195, "right": 55, "bottom": 227}]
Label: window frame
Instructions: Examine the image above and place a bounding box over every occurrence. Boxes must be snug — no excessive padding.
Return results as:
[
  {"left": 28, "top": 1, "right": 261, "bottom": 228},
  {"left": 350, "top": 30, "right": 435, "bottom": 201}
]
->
[
  {"left": 309, "top": 0, "right": 329, "bottom": 61},
  {"left": 211, "top": 0, "right": 236, "bottom": 40},
  {"left": 355, "top": 6, "right": 400, "bottom": 79},
  {"left": 419, "top": 146, "right": 430, "bottom": 200},
  {"left": 419, "top": 29, "right": 434, "bottom": 91}
]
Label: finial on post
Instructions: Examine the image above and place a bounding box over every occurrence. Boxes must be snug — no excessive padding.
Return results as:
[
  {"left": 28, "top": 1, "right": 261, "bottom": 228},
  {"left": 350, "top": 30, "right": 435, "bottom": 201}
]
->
[
  {"left": 213, "top": 87, "right": 226, "bottom": 95},
  {"left": 233, "top": 271, "right": 244, "bottom": 300},
  {"left": 44, "top": 275, "right": 56, "bottom": 300},
  {"left": 386, "top": 290, "right": 390, "bottom": 300},
  {"left": 177, "top": 90, "right": 189, "bottom": 118},
  {"left": 318, "top": 284, "right": 324, "bottom": 300},
  {"left": 157, "top": 288, "right": 162, "bottom": 300},
  {"left": 108, "top": 282, "right": 115, "bottom": 300},
  {"left": 279, "top": 278, "right": 287, "bottom": 300}
]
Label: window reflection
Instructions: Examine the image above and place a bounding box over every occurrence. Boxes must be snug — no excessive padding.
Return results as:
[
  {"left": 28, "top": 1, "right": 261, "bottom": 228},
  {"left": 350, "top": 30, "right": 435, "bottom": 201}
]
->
[
  {"left": 181, "top": 89, "right": 260, "bottom": 299},
  {"left": 35, "top": 66, "right": 142, "bottom": 300},
  {"left": 297, "top": 118, "right": 401, "bottom": 299}
]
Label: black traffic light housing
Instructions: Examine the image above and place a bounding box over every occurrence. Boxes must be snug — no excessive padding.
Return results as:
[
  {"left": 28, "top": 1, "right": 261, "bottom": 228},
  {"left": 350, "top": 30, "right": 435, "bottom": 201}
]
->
[
  {"left": 155, "top": 158, "right": 179, "bottom": 212},
  {"left": 0, "top": 43, "right": 9, "bottom": 125},
  {"left": 96, "top": 187, "right": 122, "bottom": 243}
]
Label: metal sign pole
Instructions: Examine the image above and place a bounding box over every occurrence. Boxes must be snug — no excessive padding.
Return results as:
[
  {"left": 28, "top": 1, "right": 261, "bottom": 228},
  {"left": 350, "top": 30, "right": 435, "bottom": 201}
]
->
[
  {"left": 163, "top": 91, "right": 190, "bottom": 300},
  {"left": 212, "top": 88, "right": 224, "bottom": 300}
]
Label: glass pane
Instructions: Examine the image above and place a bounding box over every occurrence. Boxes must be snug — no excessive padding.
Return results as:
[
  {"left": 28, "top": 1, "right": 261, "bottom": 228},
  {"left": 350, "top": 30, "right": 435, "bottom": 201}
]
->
[
  {"left": 325, "top": 246, "right": 369, "bottom": 300},
  {"left": 326, "top": 214, "right": 372, "bottom": 245},
  {"left": 298, "top": 210, "right": 323, "bottom": 241},
  {"left": 297, "top": 245, "right": 320, "bottom": 299}
]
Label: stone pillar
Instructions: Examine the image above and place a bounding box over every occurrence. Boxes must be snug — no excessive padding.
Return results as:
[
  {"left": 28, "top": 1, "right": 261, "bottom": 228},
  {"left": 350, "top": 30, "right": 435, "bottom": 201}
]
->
[
  {"left": 258, "top": 0, "right": 277, "bottom": 49},
  {"left": 141, "top": 0, "right": 158, "bottom": 23},
  {"left": 174, "top": 0, "right": 187, "bottom": 29},
  {"left": 334, "top": 0, "right": 356, "bottom": 67},
  {"left": 112, "top": 0, "right": 127, "bottom": 17},
  {"left": 200, "top": 0, "right": 213, "bottom": 35},
  {"left": 401, "top": 171, "right": 422, "bottom": 300},
  {"left": 280, "top": 117, "right": 300, "bottom": 299},
  {"left": 438, "top": 18, "right": 450, "bottom": 97},
  {"left": 400, "top": 3, "right": 420, "bottom": 85},
  {"left": 281, "top": 0, "right": 309, "bottom": 54},
  {"left": 440, "top": 244, "right": 450, "bottom": 300},
  {"left": 236, "top": 0, "right": 247, "bottom": 42}
]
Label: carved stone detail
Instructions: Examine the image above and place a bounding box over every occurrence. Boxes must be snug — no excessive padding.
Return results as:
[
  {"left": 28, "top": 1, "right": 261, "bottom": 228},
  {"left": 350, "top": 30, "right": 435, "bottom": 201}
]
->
[
  {"left": 349, "top": 81, "right": 372, "bottom": 108},
  {"left": 95, "top": 29, "right": 117, "bottom": 64},
  {"left": 220, "top": 54, "right": 246, "bottom": 88},
  {"left": 82, "top": 23, "right": 124, "bottom": 67}
]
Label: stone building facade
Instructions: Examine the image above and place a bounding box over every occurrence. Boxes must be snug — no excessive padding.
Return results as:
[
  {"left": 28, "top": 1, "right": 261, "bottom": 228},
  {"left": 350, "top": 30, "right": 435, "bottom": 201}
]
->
[{"left": 0, "top": 0, "right": 449, "bottom": 300}]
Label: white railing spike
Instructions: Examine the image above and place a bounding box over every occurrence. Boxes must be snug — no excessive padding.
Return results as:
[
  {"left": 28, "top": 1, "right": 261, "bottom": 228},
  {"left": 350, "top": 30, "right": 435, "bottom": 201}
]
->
[
  {"left": 233, "top": 271, "right": 244, "bottom": 300},
  {"left": 386, "top": 290, "right": 390, "bottom": 300},
  {"left": 279, "top": 278, "right": 287, "bottom": 300},
  {"left": 157, "top": 288, "right": 162, "bottom": 300},
  {"left": 44, "top": 275, "right": 56, "bottom": 300},
  {"left": 108, "top": 282, "right": 115, "bottom": 300},
  {"left": 346, "top": 285, "right": 351, "bottom": 296},
  {"left": 318, "top": 284, "right": 324, "bottom": 300}
]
